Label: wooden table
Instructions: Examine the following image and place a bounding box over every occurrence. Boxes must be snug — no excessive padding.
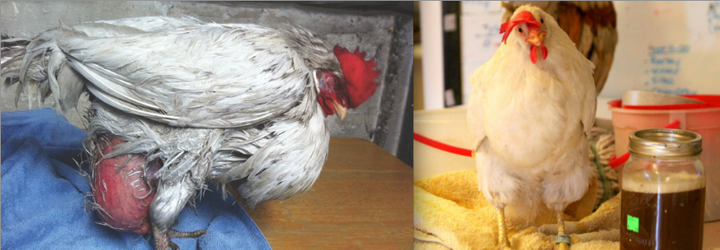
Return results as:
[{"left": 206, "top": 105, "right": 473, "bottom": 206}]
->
[
  {"left": 239, "top": 137, "right": 413, "bottom": 249},
  {"left": 705, "top": 220, "right": 720, "bottom": 249}
]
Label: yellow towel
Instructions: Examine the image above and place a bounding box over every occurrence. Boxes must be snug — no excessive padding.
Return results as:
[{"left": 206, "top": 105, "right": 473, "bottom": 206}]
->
[{"left": 414, "top": 170, "right": 621, "bottom": 250}]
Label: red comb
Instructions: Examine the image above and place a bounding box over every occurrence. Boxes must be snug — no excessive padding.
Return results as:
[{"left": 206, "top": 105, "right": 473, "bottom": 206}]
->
[
  {"left": 500, "top": 10, "right": 541, "bottom": 44},
  {"left": 333, "top": 46, "right": 381, "bottom": 108}
]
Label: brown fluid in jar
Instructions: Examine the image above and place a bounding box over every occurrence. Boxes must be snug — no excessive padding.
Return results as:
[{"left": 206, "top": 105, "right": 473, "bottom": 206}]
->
[{"left": 621, "top": 172, "right": 705, "bottom": 250}]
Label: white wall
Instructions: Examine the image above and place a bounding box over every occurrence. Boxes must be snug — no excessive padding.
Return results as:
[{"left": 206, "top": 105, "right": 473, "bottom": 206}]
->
[{"left": 603, "top": 1, "right": 720, "bottom": 97}]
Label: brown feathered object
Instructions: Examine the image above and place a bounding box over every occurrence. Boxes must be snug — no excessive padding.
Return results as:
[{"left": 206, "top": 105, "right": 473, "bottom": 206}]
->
[{"left": 502, "top": 1, "right": 618, "bottom": 95}]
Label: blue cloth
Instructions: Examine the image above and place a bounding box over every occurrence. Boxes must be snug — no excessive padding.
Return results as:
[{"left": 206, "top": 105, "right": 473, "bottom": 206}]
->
[{"left": 1, "top": 108, "right": 271, "bottom": 250}]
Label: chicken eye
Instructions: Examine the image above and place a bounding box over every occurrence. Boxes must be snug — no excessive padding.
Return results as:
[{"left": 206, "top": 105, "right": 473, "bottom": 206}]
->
[
  {"left": 541, "top": 18, "right": 544, "bottom": 24},
  {"left": 518, "top": 27, "right": 523, "bottom": 33}
]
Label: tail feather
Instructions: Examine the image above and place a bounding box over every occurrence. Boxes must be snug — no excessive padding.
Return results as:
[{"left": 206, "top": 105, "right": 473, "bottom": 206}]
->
[
  {"left": 1, "top": 35, "right": 30, "bottom": 85},
  {"left": 1, "top": 31, "right": 86, "bottom": 112}
]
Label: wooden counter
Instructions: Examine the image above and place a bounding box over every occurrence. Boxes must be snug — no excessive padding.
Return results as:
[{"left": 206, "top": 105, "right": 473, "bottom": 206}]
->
[
  {"left": 705, "top": 220, "right": 720, "bottom": 249},
  {"left": 240, "top": 137, "right": 413, "bottom": 249}
]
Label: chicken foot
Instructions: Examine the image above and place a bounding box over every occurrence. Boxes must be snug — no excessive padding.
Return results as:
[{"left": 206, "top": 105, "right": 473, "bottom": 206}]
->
[
  {"left": 150, "top": 172, "right": 206, "bottom": 250},
  {"left": 153, "top": 224, "right": 206, "bottom": 250},
  {"left": 555, "top": 211, "right": 570, "bottom": 250}
]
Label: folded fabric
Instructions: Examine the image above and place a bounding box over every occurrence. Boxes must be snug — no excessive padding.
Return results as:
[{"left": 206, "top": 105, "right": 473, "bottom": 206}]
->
[
  {"left": 1, "top": 108, "right": 271, "bottom": 249},
  {"left": 414, "top": 170, "right": 620, "bottom": 250}
]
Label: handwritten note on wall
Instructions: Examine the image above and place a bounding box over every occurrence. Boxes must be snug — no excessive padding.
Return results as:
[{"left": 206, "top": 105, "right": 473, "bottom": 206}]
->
[
  {"left": 710, "top": 2, "right": 720, "bottom": 33},
  {"left": 605, "top": 1, "right": 720, "bottom": 98},
  {"left": 460, "top": 1, "right": 720, "bottom": 103},
  {"left": 460, "top": 1, "right": 503, "bottom": 104},
  {"left": 645, "top": 44, "right": 696, "bottom": 95}
]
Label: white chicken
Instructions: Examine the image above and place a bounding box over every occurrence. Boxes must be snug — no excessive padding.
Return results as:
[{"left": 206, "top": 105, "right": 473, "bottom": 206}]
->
[{"left": 467, "top": 5, "right": 596, "bottom": 249}]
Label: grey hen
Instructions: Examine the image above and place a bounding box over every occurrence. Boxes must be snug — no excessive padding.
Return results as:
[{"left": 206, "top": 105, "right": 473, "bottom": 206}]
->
[{"left": 1, "top": 16, "right": 381, "bottom": 249}]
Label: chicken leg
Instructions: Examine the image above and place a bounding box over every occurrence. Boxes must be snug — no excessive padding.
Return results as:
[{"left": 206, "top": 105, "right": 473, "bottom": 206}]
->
[
  {"left": 153, "top": 225, "right": 206, "bottom": 250},
  {"left": 150, "top": 172, "right": 208, "bottom": 250},
  {"left": 556, "top": 211, "right": 571, "bottom": 250},
  {"left": 496, "top": 206, "right": 511, "bottom": 250}
]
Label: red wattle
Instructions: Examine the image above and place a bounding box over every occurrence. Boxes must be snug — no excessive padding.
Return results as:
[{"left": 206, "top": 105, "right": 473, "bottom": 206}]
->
[
  {"left": 530, "top": 46, "right": 538, "bottom": 64},
  {"left": 317, "top": 96, "right": 335, "bottom": 117}
]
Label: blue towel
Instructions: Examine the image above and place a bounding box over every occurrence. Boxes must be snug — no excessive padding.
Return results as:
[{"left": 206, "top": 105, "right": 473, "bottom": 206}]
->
[{"left": 1, "top": 108, "right": 271, "bottom": 250}]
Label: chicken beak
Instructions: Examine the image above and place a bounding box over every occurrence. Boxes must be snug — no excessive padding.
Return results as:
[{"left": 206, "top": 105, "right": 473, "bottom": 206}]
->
[
  {"left": 526, "top": 29, "right": 546, "bottom": 47},
  {"left": 332, "top": 101, "right": 347, "bottom": 120}
]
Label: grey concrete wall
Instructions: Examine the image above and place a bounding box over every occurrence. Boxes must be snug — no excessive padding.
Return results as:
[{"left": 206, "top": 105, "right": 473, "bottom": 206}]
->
[{"left": 0, "top": 1, "right": 413, "bottom": 163}]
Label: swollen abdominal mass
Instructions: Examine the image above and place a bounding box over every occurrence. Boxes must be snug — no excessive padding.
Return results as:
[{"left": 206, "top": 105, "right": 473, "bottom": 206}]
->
[{"left": 93, "top": 135, "right": 160, "bottom": 234}]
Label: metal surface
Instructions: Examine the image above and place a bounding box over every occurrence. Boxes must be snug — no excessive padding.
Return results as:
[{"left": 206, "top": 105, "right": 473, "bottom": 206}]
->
[
  {"left": 629, "top": 128, "right": 703, "bottom": 158},
  {"left": 0, "top": 1, "right": 413, "bottom": 164}
]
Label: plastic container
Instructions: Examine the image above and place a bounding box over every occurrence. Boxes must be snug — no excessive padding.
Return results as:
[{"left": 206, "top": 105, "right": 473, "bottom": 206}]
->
[
  {"left": 413, "top": 107, "right": 475, "bottom": 181},
  {"left": 609, "top": 95, "right": 720, "bottom": 222},
  {"left": 621, "top": 129, "right": 705, "bottom": 250}
]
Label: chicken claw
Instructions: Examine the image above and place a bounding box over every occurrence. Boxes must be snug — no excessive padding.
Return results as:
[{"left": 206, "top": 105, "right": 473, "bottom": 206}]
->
[{"left": 153, "top": 225, "right": 207, "bottom": 250}]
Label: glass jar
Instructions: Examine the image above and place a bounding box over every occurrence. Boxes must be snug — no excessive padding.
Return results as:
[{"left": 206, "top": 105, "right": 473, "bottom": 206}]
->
[{"left": 620, "top": 129, "right": 705, "bottom": 250}]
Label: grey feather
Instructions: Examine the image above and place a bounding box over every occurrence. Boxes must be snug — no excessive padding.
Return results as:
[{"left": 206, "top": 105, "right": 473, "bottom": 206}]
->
[{"left": 2, "top": 16, "right": 339, "bottom": 233}]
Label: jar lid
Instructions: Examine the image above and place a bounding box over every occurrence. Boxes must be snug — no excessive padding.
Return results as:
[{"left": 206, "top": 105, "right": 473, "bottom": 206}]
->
[{"left": 629, "top": 129, "right": 702, "bottom": 158}]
